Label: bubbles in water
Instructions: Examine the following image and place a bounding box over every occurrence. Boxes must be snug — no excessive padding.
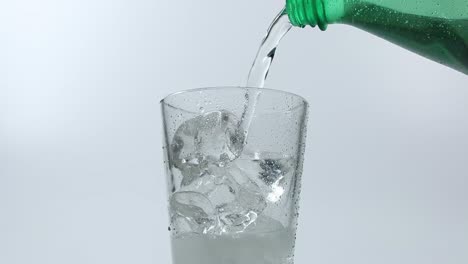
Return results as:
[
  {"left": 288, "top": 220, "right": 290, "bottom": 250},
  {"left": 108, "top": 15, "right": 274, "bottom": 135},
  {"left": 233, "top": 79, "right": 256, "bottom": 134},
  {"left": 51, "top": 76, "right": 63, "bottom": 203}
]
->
[{"left": 259, "top": 159, "right": 287, "bottom": 185}]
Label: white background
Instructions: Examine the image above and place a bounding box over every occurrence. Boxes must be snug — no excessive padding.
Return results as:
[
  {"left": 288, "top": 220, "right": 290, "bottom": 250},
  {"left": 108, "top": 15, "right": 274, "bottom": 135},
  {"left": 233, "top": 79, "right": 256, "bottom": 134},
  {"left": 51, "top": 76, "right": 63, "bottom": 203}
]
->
[{"left": 1, "top": 0, "right": 468, "bottom": 263}]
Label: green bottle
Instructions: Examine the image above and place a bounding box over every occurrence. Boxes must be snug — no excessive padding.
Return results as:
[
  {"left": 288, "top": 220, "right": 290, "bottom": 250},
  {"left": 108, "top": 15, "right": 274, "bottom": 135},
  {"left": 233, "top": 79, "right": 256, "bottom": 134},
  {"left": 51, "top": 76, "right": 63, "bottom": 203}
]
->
[{"left": 286, "top": 0, "right": 468, "bottom": 74}]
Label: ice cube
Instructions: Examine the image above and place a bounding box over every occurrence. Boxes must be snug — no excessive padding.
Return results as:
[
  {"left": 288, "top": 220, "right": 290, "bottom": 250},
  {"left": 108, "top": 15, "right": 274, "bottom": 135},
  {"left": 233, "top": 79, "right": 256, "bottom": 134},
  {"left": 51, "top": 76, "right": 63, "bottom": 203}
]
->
[
  {"left": 170, "top": 191, "right": 216, "bottom": 235},
  {"left": 203, "top": 164, "right": 268, "bottom": 234},
  {"left": 170, "top": 215, "right": 194, "bottom": 235},
  {"left": 226, "top": 163, "right": 267, "bottom": 213},
  {"left": 216, "top": 203, "right": 258, "bottom": 234},
  {"left": 227, "top": 162, "right": 252, "bottom": 185},
  {"left": 171, "top": 110, "right": 245, "bottom": 186},
  {"left": 208, "top": 181, "right": 237, "bottom": 207},
  {"left": 178, "top": 164, "right": 232, "bottom": 194},
  {"left": 207, "top": 164, "right": 267, "bottom": 214},
  {"left": 171, "top": 161, "right": 273, "bottom": 235},
  {"left": 238, "top": 184, "right": 267, "bottom": 213},
  {"left": 179, "top": 172, "right": 218, "bottom": 194}
]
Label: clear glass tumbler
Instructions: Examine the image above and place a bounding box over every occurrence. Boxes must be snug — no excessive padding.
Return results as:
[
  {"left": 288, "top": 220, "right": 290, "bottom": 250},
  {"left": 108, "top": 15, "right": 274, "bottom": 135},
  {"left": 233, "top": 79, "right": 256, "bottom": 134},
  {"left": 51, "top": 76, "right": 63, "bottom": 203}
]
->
[{"left": 161, "top": 87, "right": 309, "bottom": 264}]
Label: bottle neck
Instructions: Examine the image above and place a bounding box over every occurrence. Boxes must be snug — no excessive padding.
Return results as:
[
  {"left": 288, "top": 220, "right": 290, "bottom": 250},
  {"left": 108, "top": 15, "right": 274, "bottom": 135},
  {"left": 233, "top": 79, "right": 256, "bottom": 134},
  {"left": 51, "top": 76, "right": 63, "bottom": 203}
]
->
[{"left": 286, "top": 0, "right": 345, "bottom": 30}]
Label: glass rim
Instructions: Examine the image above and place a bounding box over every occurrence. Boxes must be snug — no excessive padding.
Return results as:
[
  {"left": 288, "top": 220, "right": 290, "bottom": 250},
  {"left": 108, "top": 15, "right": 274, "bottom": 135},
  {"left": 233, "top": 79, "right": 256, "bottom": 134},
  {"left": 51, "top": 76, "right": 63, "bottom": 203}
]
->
[{"left": 160, "top": 86, "right": 308, "bottom": 105}]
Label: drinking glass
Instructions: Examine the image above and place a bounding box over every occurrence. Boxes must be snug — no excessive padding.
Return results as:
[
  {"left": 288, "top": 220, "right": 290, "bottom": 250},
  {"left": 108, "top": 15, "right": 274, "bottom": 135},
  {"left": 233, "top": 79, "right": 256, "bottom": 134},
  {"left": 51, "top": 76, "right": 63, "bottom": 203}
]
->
[{"left": 161, "top": 87, "right": 309, "bottom": 264}]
